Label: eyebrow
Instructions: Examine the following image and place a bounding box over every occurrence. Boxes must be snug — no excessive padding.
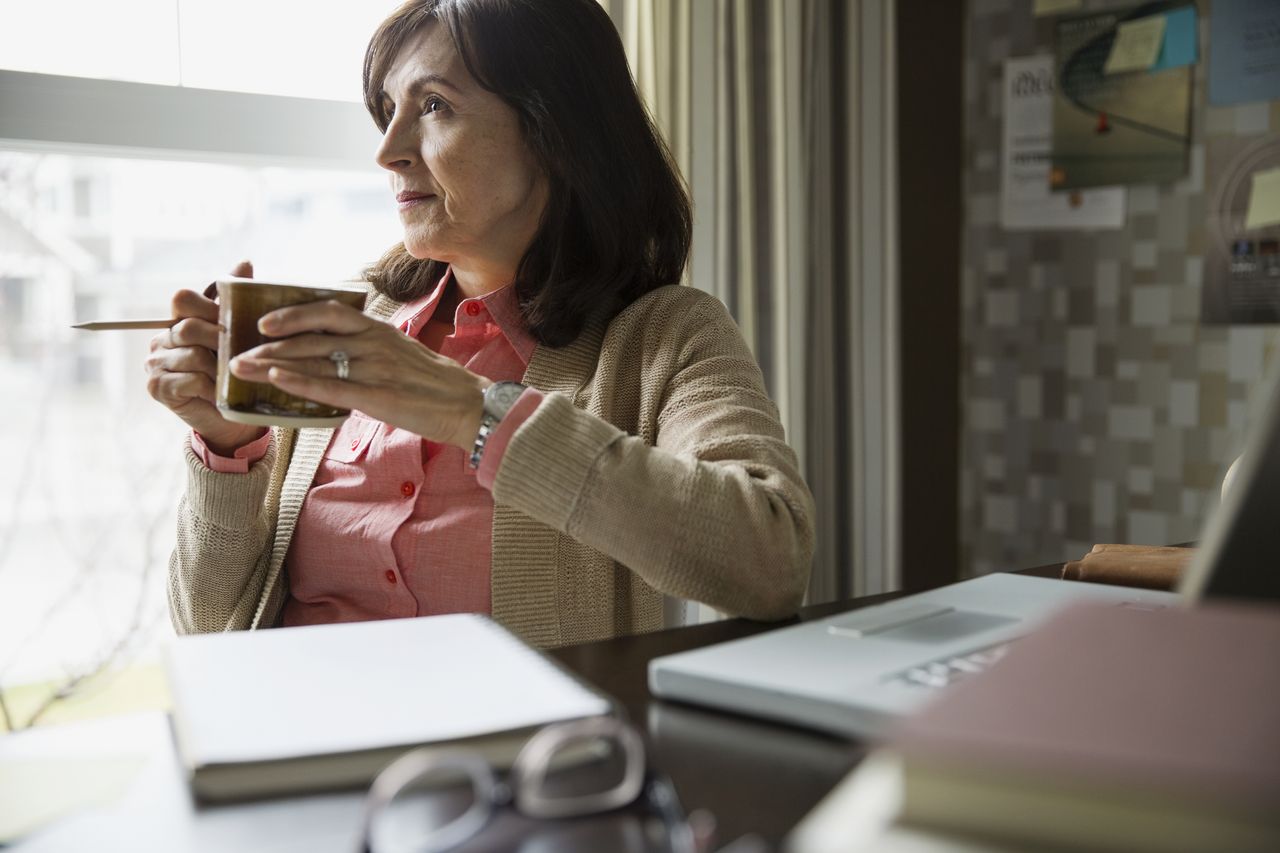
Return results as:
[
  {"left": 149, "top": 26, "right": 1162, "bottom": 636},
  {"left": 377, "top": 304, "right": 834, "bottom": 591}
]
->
[{"left": 381, "top": 73, "right": 462, "bottom": 102}]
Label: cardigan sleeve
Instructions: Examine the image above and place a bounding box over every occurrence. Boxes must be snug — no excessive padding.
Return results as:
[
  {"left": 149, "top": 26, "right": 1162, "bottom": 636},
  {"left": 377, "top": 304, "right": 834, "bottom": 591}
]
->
[
  {"left": 491, "top": 293, "right": 815, "bottom": 621},
  {"left": 167, "top": 432, "right": 281, "bottom": 634}
]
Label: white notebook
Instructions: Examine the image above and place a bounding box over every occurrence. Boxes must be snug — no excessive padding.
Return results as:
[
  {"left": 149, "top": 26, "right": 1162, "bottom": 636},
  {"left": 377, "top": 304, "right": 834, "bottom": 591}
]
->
[{"left": 164, "top": 613, "right": 611, "bottom": 801}]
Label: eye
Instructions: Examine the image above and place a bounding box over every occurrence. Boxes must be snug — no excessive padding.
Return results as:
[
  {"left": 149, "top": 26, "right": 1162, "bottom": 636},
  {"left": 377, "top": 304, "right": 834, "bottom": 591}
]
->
[{"left": 423, "top": 96, "right": 447, "bottom": 115}]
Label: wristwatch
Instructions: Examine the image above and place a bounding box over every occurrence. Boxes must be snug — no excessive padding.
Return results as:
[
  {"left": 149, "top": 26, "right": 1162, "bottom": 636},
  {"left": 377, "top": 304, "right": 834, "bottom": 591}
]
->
[{"left": 469, "top": 381, "right": 526, "bottom": 469}]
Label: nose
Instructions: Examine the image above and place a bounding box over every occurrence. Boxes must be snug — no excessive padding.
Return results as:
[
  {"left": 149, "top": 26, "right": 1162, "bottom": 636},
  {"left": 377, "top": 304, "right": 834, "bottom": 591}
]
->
[{"left": 375, "top": 115, "right": 418, "bottom": 173}]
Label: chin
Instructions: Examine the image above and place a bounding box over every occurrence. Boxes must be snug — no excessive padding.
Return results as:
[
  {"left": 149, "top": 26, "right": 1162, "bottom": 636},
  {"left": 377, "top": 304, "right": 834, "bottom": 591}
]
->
[
  {"left": 400, "top": 234, "right": 444, "bottom": 261},
  {"left": 401, "top": 225, "right": 451, "bottom": 262}
]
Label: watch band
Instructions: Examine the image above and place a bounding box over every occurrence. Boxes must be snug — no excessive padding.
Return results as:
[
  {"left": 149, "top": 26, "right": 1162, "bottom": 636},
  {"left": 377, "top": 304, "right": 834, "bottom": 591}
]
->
[
  {"left": 469, "top": 419, "right": 498, "bottom": 470},
  {"left": 469, "top": 381, "right": 526, "bottom": 470}
]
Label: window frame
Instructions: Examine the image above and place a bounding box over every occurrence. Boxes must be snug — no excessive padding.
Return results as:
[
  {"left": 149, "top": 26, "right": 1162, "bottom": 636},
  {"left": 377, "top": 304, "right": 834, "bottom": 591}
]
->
[{"left": 0, "top": 69, "right": 380, "bottom": 169}]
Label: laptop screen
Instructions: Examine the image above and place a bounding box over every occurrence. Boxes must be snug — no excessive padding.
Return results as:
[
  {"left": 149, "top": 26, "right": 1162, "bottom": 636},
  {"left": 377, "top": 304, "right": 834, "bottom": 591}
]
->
[{"left": 1179, "top": 360, "right": 1280, "bottom": 604}]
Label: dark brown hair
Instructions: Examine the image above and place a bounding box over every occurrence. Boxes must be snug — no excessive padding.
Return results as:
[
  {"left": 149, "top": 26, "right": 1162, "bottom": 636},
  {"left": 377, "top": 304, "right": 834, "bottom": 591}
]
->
[{"left": 362, "top": 0, "right": 692, "bottom": 347}]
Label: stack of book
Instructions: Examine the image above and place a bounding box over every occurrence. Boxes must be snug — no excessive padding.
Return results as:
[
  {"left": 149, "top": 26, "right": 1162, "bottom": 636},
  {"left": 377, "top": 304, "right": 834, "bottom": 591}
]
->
[{"left": 789, "top": 600, "right": 1280, "bottom": 853}]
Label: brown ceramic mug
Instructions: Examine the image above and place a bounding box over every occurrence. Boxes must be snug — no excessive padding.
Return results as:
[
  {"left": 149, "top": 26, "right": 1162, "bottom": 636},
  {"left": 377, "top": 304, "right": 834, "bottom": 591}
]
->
[{"left": 215, "top": 277, "right": 368, "bottom": 428}]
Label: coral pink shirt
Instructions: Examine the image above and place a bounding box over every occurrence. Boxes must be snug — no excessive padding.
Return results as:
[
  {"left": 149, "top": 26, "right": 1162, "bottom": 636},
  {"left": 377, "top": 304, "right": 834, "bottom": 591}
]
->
[{"left": 192, "top": 271, "right": 543, "bottom": 627}]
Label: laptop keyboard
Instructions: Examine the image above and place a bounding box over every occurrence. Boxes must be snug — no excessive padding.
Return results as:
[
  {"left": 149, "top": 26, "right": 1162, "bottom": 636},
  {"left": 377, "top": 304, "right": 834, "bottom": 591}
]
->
[{"left": 893, "top": 642, "right": 1011, "bottom": 689}]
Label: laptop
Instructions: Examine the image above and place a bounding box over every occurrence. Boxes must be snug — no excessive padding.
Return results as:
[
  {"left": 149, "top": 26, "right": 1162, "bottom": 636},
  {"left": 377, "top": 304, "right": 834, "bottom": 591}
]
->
[{"left": 649, "top": 365, "right": 1280, "bottom": 739}]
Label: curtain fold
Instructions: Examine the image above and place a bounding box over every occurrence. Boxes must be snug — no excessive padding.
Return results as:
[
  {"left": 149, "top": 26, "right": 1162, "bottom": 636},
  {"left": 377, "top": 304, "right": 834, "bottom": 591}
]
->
[{"left": 605, "top": 0, "right": 899, "bottom": 608}]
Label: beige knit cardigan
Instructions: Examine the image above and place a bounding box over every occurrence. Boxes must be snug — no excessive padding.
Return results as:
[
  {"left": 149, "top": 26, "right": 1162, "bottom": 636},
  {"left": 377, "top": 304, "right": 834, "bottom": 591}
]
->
[{"left": 168, "top": 284, "right": 815, "bottom": 648}]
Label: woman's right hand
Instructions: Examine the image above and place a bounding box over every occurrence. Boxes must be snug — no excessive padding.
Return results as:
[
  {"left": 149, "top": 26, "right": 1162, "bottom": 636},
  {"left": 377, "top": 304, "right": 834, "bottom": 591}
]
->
[{"left": 145, "top": 260, "right": 265, "bottom": 455}]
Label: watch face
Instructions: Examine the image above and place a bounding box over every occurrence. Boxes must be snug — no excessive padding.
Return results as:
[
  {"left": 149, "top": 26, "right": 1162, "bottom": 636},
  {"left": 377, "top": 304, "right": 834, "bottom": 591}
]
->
[{"left": 486, "top": 382, "right": 525, "bottom": 418}]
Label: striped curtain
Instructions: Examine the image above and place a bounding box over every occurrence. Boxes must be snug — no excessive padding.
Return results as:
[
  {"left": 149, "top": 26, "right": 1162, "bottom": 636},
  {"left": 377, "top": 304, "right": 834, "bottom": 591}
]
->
[{"left": 601, "top": 0, "right": 901, "bottom": 607}]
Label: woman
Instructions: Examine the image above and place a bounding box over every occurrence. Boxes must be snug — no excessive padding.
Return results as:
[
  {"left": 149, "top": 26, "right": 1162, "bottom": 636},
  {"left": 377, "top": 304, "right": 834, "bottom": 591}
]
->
[{"left": 146, "top": 0, "right": 814, "bottom": 647}]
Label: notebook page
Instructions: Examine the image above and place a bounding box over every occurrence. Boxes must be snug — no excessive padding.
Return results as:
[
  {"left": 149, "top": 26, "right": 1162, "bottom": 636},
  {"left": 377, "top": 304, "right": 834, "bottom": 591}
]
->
[{"left": 165, "top": 613, "right": 610, "bottom": 765}]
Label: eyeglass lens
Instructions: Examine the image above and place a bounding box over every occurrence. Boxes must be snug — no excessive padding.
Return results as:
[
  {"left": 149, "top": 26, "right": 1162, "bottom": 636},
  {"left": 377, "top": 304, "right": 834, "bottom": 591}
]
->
[
  {"left": 369, "top": 760, "right": 492, "bottom": 853},
  {"left": 527, "top": 731, "right": 631, "bottom": 802}
]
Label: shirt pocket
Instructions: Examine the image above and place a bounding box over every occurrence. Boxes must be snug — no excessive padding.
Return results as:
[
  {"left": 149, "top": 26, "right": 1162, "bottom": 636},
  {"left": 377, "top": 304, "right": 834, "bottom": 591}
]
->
[{"left": 324, "top": 413, "right": 378, "bottom": 463}]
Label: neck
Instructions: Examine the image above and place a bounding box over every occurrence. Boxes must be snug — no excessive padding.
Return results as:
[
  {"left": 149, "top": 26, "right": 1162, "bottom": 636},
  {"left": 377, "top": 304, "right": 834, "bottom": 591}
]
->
[{"left": 448, "top": 260, "right": 516, "bottom": 300}]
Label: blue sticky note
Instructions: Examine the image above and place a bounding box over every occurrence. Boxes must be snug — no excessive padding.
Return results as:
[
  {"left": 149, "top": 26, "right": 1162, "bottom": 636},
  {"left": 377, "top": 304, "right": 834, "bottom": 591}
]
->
[{"left": 1150, "top": 5, "right": 1197, "bottom": 72}]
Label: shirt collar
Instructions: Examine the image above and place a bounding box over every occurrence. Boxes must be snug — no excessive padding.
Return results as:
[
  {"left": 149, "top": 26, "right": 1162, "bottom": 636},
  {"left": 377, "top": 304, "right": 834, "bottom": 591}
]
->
[
  {"left": 478, "top": 280, "right": 538, "bottom": 364},
  {"left": 387, "top": 270, "right": 449, "bottom": 334},
  {"left": 386, "top": 267, "right": 537, "bottom": 365}
]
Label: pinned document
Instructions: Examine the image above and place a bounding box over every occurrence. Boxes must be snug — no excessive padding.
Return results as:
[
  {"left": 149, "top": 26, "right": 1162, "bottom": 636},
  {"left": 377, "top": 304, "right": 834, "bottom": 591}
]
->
[
  {"left": 1209, "top": 0, "right": 1280, "bottom": 105},
  {"left": 1244, "top": 167, "right": 1280, "bottom": 231},
  {"left": 1104, "top": 14, "right": 1167, "bottom": 74},
  {"left": 1001, "top": 55, "right": 1125, "bottom": 229},
  {"left": 1052, "top": 8, "right": 1192, "bottom": 189}
]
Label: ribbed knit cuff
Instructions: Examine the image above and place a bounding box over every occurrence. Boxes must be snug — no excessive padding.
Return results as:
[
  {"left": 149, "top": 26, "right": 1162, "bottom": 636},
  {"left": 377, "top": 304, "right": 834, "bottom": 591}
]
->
[
  {"left": 182, "top": 433, "right": 274, "bottom": 531},
  {"left": 491, "top": 392, "right": 624, "bottom": 531}
]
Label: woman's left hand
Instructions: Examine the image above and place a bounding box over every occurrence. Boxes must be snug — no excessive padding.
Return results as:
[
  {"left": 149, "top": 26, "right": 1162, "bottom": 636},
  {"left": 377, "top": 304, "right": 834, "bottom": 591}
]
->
[{"left": 229, "top": 299, "right": 490, "bottom": 449}]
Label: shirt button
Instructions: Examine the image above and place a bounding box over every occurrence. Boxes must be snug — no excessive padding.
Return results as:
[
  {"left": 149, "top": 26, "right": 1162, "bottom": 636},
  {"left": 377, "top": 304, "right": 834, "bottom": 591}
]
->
[
  {"left": 350, "top": 438, "right": 359, "bottom": 451},
  {"left": 400, "top": 481, "right": 416, "bottom": 498},
  {"left": 464, "top": 302, "right": 482, "bottom": 317},
  {"left": 385, "top": 570, "right": 397, "bottom": 585}
]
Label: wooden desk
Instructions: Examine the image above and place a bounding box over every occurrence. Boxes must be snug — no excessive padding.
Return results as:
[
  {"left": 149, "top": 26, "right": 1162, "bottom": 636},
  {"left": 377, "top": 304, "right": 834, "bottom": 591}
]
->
[
  {"left": 549, "top": 565, "right": 1061, "bottom": 847},
  {"left": 5, "top": 570, "right": 1061, "bottom": 852},
  {"left": 548, "top": 595, "right": 893, "bottom": 847}
]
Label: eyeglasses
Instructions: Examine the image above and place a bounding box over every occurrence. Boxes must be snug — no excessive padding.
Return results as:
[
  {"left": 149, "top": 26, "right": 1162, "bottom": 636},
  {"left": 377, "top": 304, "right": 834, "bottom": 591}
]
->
[{"left": 359, "top": 716, "right": 721, "bottom": 853}]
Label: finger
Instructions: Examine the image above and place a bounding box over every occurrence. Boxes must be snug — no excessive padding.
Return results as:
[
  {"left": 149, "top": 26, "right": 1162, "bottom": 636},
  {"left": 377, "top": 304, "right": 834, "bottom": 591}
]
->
[
  {"left": 239, "top": 331, "right": 377, "bottom": 363},
  {"left": 166, "top": 316, "right": 221, "bottom": 351},
  {"left": 258, "top": 300, "right": 373, "bottom": 337},
  {"left": 147, "top": 343, "right": 218, "bottom": 379},
  {"left": 265, "top": 366, "right": 362, "bottom": 410},
  {"left": 171, "top": 288, "right": 220, "bottom": 324},
  {"left": 148, "top": 370, "right": 218, "bottom": 408},
  {"left": 230, "top": 355, "right": 346, "bottom": 384}
]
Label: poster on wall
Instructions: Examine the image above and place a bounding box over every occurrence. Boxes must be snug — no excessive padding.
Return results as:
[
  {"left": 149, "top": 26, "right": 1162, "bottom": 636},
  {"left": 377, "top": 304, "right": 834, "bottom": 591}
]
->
[
  {"left": 1202, "top": 135, "right": 1280, "bottom": 325},
  {"left": 1002, "top": 55, "right": 1126, "bottom": 230},
  {"left": 1050, "top": 3, "right": 1194, "bottom": 190},
  {"left": 1208, "top": 0, "right": 1280, "bottom": 106}
]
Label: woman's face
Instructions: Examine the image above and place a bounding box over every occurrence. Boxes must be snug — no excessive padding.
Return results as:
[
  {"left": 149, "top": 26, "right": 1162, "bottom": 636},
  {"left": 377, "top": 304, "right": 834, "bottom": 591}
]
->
[{"left": 375, "top": 23, "right": 548, "bottom": 284}]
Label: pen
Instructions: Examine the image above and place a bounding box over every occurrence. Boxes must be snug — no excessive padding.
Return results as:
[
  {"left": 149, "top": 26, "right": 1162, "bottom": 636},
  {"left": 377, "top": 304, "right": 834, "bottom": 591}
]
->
[
  {"left": 71, "top": 282, "right": 220, "bottom": 331},
  {"left": 72, "top": 319, "right": 178, "bottom": 331}
]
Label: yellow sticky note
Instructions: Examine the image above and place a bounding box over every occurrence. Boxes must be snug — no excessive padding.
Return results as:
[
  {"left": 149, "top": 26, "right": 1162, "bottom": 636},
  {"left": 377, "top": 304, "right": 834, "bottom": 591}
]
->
[
  {"left": 1104, "top": 14, "right": 1168, "bottom": 75},
  {"left": 0, "top": 755, "right": 146, "bottom": 842},
  {"left": 1244, "top": 167, "right": 1280, "bottom": 231}
]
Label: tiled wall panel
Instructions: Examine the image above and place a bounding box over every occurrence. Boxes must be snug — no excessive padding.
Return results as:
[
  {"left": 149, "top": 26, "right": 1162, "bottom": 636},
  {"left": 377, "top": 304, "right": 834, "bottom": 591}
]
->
[{"left": 962, "top": 0, "right": 1280, "bottom": 575}]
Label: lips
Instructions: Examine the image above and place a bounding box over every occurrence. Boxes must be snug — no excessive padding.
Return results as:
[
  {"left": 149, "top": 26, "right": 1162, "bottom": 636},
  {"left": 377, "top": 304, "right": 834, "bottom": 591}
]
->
[{"left": 396, "top": 190, "right": 434, "bottom": 212}]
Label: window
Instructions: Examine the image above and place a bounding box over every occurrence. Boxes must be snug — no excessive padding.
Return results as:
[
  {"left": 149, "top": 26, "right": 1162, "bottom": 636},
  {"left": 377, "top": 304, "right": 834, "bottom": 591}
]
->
[
  {"left": 0, "top": 0, "right": 394, "bottom": 101},
  {"left": 0, "top": 150, "right": 398, "bottom": 728},
  {"left": 177, "top": 0, "right": 393, "bottom": 102},
  {"left": 0, "top": 0, "right": 181, "bottom": 85},
  {"left": 1, "top": 0, "right": 399, "bottom": 728}
]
